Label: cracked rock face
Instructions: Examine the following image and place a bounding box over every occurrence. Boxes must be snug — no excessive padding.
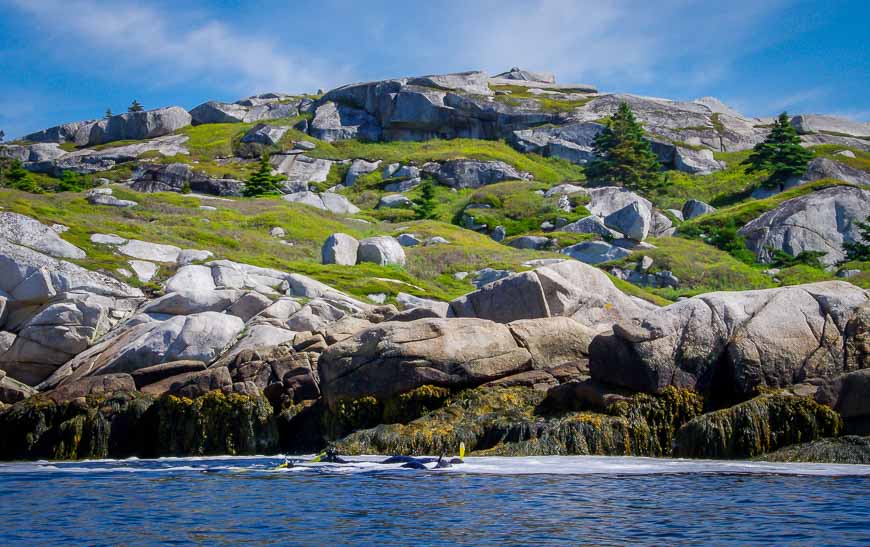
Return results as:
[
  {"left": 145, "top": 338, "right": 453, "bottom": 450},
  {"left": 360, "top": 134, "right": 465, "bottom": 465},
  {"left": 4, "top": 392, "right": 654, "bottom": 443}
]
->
[
  {"left": 318, "top": 317, "right": 532, "bottom": 405},
  {"left": 739, "top": 186, "right": 870, "bottom": 265},
  {"left": 589, "top": 281, "right": 870, "bottom": 398}
]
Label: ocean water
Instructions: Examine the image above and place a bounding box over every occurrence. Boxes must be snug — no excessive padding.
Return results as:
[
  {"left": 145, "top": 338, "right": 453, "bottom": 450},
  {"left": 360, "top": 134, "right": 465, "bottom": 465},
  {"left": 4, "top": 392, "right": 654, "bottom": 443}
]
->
[{"left": 1, "top": 455, "right": 869, "bottom": 546}]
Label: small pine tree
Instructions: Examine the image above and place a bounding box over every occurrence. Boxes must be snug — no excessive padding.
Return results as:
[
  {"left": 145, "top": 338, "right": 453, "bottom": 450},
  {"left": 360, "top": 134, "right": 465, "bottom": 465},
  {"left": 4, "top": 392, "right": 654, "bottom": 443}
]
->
[
  {"left": 128, "top": 100, "right": 144, "bottom": 113},
  {"left": 585, "top": 101, "right": 662, "bottom": 194},
  {"left": 843, "top": 219, "right": 870, "bottom": 262},
  {"left": 0, "top": 129, "right": 5, "bottom": 142},
  {"left": 414, "top": 180, "right": 438, "bottom": 219},
  {"left": 4, "top": 160, "right": 43, "bottom": 193},
  {"left": 743, "top": 112, "right": 813, "bottom": 189},
  {"left": 243, "top": 153, "right": 284, "bottom": 197},
  {"left": 58, "top": 170, "right": 87, "bottom": 192},
  {"left": 105, "top": 108, "right": 114, "bottom": 119}
]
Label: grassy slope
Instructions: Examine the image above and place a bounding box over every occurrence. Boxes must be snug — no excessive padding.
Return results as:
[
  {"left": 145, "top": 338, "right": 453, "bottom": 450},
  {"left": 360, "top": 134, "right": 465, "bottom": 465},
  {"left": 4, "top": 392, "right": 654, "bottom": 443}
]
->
[
  {"left": 603, "top": 236, "right": 776, "bottom": 299},
  {"left": 0, "top": 187, "right": 618, "bottom": 302}
]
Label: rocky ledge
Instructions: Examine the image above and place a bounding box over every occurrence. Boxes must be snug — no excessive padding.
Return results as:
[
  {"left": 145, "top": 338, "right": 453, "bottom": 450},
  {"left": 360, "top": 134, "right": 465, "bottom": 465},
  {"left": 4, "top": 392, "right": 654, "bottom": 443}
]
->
[{"left": 0, "top": 213, "right": 868, "bottom": 463}]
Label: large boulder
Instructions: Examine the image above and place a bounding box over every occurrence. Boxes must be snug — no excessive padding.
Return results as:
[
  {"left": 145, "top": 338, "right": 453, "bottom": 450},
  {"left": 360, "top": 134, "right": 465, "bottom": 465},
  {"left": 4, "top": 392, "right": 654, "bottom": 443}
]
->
[
  {"left": 23, "top": 120, "right": 96, "bottom": 144},
  {"left": 77, "top": 107, "right": 192, "bottom": 146},
  {"left": 791, "top": 115, "right": 870, "bottom": 138},
  {"left": 492, "top": 67, "right": 556, "bottom": 84},
  {"left": 673, "top": 146, "right": 724, "bottom": 174},
  {"left": 507, "top": 317, "right": 593, "bottom": 369},
  {"left": 739, "top": 186, "right": 870, "bottom": 265},
  {"left": 318, "top": 318, "right": 532, "bottom": 405},
  {"left": 319, "top": 72, "right": 562, "bottom": 142},
  {"left": 585, "top": 187, "right": 654, "bottom": 230},
  {"left": 189, "top": 98, "right": 297, "bottom": 125},
  {"left": 589, "top": 281, "right": 869, "bottom": 398},
  {"left": 25, "top": 135, "right": 189, "bottom": 177},
  {"left": 449, "top": 260, "right": 652, "bottom": 331},
  {"left": 430, "top": 159, "right": 530, "bottom": 189},
  {"left": 573, "top": 93, "right": 766, "bottom": 153},
  {"left": 681, "top": 199, "right": 716, "bottom": 220},
  {"left": 603, "top": 201, "right": 651, "bottom": 241},
  {"left": 321, "top": 233, "right": 359, "bottom": 265},
  {"left": 42, "top": 311, "right": 245, "bottom": 387},
  {"left": 357, "top": 236, "right": 406, "bottom": 267},
  {"left": 271, "top": 154, "right": 332, "bottom": 191},
  {"left": 131, "top": 163, "right": 243, "bottom": 196},
  {"left": 344, "top": 159, "right": 381, "bottom": 186},
  {"left": 560, "top": 216, "right": 622, "bottom": 238},
  {"left": 510, "top": 122, "right": 604, "bottom": 164},
  {"left": 560, "top": 241, "right": 631, "bottom": 264},
  {"left": 408, "top": 70, "right": 492, "bottom": 95},
  {"left": 281, "top": 191, "right": 360, "bottom": 215},
  {"left": 752, "top": 158, "right": 870, "bottom": 198},
  {"left": 0, "top": 239, "right": 142, "bottom": 301},
  {"left": 0, "top": 213, "right": 85, "bottom": 259},
  {"left": 309, "top": 101, "right": 381, "bottom": 142}
]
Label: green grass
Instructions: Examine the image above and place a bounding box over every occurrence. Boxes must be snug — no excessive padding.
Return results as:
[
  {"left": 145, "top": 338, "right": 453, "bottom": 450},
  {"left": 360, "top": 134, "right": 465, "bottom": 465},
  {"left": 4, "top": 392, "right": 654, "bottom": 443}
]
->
[
  {"left": 648, "top": 149, "right": 765, "bottom": 210},
  {"left": 460, "top": 180, "right": 590, "bottom": 236},
  {"left": 809, "top": 144, "right": 870, "bottom": 173},
  {"left": 489, "top": 84, "right": 595, "bottom": 113},
  {"left": 678, "top": 179, "right": 854, "bottom": 237},
  {"left": 603, "top": 236, "right": 776, "bottom": 299},
  {"left": 0, "top": 187, "right": 552, "bottom": 301}
]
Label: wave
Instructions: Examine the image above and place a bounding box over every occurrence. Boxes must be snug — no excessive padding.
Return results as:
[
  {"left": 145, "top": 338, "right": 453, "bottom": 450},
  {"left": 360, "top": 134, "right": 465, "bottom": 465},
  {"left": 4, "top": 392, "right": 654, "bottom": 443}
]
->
[{"left": 2, "top": 455, "right": 870, "bottom": 476}]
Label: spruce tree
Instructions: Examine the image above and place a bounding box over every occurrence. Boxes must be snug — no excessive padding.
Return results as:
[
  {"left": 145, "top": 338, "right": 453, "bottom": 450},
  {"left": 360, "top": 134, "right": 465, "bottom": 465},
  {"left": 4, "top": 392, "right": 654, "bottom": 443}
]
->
[
  {"left": 128, "top": 100, "right": 144, "bottom": 113},
  {"left": 105, "top": 108, "right": 114, "bottom": 119},
  {"left": 414, "top": 179, "right": 438, "bottom": 219},
  {"left": 743, "top": 112, "right": 813, "bottom": 189},
  {"left": 843, "top": 219, "right": 870, "bottom": 262},
  {"left": 585, "top": 102, "right": 662, "bottom": 194},
  {"left": 4, "top": 160, "right": 42, "bottom": 193},
  {"left": 243, "top": 153, "right": 284, "bottom": 197},
  {"left": 58, "top": 170, "right": 87, "bottom": 192}
]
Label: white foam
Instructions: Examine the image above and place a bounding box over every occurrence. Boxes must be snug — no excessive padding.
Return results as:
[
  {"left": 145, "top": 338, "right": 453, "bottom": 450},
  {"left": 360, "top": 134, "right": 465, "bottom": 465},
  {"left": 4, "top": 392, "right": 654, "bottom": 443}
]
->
[{"left": 1, "top": 455, "right": 868, "bottom": 476}]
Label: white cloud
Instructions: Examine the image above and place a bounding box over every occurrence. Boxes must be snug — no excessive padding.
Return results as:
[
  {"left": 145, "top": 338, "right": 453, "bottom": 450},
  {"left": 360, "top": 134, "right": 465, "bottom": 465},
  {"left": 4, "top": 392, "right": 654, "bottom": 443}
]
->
[
  {"left": 7, "top": 0, "right": 354, "bottom": 95},
  {"left": 419, "top": 0, "right": 787, "bottom": 93}
]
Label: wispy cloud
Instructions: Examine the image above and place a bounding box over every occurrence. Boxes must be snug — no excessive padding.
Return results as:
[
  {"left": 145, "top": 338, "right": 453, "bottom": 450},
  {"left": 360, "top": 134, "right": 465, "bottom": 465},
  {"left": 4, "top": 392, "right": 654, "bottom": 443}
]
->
[
  {"left": 7, "top": 0, "right": 354, "bottom": 95},
  {"left": 416, "top": 0, "right": 788, "bottom": 94}
]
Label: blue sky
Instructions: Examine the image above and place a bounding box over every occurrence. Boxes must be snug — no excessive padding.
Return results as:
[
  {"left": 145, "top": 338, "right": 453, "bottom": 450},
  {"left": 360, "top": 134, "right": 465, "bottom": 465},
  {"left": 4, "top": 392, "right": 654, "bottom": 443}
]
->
[{"left": 1, "top": 0, "right": 867, "bottom": 138}]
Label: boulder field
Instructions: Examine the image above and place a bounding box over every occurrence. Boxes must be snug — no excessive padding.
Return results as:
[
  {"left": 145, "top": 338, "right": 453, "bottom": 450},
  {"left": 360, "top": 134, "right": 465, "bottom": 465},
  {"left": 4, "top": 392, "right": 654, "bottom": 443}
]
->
[{"left": 1, "top": 213, "right": 868, "bottom": 463}]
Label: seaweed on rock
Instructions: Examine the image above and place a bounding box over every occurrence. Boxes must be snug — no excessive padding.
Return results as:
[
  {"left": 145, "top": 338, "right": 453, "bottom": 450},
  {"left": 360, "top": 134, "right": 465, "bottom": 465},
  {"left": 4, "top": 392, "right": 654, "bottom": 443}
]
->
[
  {"left": 333, "top": 385, "right": 704, "bottom": 457},
  {"left": 673, "top": 392, "right": 842, "bottom": 459}
]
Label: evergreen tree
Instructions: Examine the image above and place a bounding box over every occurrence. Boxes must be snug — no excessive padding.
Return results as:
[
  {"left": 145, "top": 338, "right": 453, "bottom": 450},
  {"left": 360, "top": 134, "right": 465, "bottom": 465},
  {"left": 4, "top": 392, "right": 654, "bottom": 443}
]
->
[
  {"left": 414, "top": 179, "right": 438, "bottom": 219},
  {"left": 843, "top": 219, "right": 870, "bottom": 262},
  {"left": 58, "top": 170, "right": 87, "bottom": 192},
  {"left": 128, "top": 100, "right": 144, "bottom": 113},
  {"left": 585, "top": 102, "right": 662, "bottom": 194},
  {"left": 743, "top": 112, "right": 813, "bottom": 189},
  {"left": 4, "top": 160, "right": 42, "bottom": 193},
  {"left": 243, "top": 153, "right": 284, "bottom": 197},
  {"left": 105, "top": 108, "right": 114, "bottom": 119},
  {"left": 0, "top": 129, "right": 5, "bottom": 142}
]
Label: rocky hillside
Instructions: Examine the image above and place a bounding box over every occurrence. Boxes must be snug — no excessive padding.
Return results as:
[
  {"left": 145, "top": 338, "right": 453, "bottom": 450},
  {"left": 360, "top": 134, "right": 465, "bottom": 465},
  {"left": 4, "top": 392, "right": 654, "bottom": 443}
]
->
[{"left": 0, "top": 68, "right": 868, "bottom": 462}]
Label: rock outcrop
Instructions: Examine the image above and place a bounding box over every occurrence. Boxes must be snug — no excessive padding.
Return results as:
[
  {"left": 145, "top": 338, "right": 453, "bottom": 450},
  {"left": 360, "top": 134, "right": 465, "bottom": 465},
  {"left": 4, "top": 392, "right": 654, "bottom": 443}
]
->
[
  {"left": 449, "top": 260, "right": 652, "bottom": 330},
  {"left": 739, "top": 186, "right": 870, "bottom": 265},
  {"left": 318, "top": 316, "right": 590, "bottom": 405},
  {"left": 131, "top": 163, "right": 243, "bottom": 196},
  {"left": 589, "top": 282, "right": 869, "bottom": 399}
]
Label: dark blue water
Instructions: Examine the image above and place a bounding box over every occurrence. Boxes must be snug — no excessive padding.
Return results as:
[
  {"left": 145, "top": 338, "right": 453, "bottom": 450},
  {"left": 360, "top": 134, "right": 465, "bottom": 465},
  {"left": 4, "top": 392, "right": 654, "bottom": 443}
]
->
[{"left": 1, "top": 455, "right": 869, "bottom": 546}]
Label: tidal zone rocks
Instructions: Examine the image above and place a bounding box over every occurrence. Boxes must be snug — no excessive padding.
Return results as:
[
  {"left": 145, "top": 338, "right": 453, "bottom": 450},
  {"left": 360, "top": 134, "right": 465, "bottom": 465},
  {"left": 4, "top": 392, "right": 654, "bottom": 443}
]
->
[{"left": 0, "top": 217, "right": 868, "bottom": 462}]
